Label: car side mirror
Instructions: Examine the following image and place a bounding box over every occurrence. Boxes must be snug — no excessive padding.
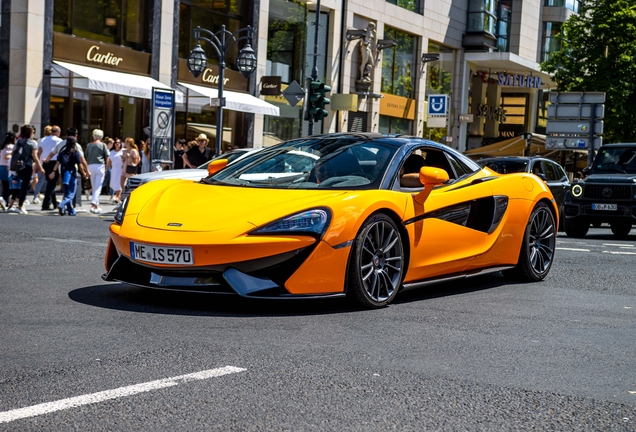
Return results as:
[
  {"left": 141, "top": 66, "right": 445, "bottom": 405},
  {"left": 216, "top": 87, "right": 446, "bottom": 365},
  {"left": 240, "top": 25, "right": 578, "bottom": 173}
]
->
[
  {"left": 207, "top": 159, "right": 228, "bottom": 176},
  {"left": 582, "top": 167, "right": 591, "bottom": 176},
  {"left": 414, "top": 167, "right": 449, "bottom": 204}
]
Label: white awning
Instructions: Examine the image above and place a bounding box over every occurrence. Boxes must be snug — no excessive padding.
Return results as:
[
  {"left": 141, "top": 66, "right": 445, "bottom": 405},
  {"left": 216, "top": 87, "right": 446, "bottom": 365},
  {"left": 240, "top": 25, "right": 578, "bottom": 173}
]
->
[
  {"left": 179, "top": 82, "right": 280, "bottom": 116},
  {"left": 54, "top": 61, "right": 184, "bottom": 103}
]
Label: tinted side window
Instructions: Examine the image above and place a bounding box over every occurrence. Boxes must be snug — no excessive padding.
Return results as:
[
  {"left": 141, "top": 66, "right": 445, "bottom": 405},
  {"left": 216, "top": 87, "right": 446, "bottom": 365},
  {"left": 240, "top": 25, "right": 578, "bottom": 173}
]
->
[
  {"left": 541, "top": 161, "right": 558, "bottom": 181},
  {"left": 447, "top": 153, "right": 468, "bottom": 177},
  {"left": 553, "top": 162, "right": 567, "bottom": 181}
]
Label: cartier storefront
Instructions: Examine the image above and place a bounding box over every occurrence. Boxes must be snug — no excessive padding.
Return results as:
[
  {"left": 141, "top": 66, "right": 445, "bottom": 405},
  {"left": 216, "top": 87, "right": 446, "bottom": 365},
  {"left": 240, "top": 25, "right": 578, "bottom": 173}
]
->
[{"left": 49, "top": 32, "right": 171, "bottom": 144}]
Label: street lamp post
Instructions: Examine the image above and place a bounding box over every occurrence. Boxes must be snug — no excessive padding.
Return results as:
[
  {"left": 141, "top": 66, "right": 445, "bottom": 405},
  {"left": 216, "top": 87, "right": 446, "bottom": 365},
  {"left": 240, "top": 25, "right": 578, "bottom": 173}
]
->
[{"left": 187, "top": 25, "right": 257, "bottom": 156}]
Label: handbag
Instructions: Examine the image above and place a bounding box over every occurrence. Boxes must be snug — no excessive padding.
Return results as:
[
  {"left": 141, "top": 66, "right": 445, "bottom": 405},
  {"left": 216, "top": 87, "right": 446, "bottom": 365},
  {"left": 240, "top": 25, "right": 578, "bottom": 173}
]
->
[
  {"left": 125, "top": 165, "right": 138, "bottom": 175},
  {"left": 9, "top": 140, "right": 26, "bottom": 171}
]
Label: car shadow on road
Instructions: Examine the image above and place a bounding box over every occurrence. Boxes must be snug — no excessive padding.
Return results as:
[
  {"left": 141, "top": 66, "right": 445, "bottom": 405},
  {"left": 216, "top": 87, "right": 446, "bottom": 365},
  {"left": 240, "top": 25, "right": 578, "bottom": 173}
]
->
[
  {"left": 393, "top": 272, "right": 518, "bottom": 305},
  {"left": 68, "top": 283, "right": 356, "bottom": 317},
  {"left": 69, "top": 273, "right": 516, "bottom": 317}
]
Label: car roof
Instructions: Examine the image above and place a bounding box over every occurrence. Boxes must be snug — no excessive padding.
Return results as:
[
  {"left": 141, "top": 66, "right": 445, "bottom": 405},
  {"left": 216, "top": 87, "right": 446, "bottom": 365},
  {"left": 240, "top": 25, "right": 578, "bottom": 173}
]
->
[
  {"left": 600, "top": 143, "right": 636, "bottom": 147},
  {"left": 305, "top": 132, "right": 450, "bottom": 151}
]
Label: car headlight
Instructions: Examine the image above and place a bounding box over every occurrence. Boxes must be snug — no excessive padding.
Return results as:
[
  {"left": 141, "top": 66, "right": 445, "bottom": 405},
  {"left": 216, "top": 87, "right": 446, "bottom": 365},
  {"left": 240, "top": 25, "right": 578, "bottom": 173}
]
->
[
  {"left": 114, "top": 196, "right": 129, "bottom": 224},
  {"left": 571, "top": 184, "right": 583, "bottom": 198},
  {"left": 252, "top": 208, "right": 331, "bottom": 237}
]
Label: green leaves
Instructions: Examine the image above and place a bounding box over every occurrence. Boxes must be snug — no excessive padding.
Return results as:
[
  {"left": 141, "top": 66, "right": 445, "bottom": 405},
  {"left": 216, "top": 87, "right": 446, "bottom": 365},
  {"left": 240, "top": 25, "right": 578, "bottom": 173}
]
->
[{"left": 541, "top": 0, "right": 636, "bottom": 142}]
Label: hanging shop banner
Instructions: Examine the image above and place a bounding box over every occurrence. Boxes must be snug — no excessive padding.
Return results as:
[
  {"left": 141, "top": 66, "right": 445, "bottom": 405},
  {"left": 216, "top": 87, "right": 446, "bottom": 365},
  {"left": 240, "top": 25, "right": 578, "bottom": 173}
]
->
[
  {"left": 150, "top": 88, "right": 175, "bottom": 167},
  {"left": 380, "top": 94, "right": 415, "bottom": 120},
  {"left": 261, "top": 76, "right": 282, "bottom": 96}
]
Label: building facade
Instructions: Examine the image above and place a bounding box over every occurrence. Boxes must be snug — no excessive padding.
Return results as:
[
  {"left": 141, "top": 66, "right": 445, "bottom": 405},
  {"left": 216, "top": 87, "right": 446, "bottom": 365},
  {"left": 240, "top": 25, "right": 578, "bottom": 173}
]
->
[{"left": 1, "top": 0, "right": 576, "bottom": 152}]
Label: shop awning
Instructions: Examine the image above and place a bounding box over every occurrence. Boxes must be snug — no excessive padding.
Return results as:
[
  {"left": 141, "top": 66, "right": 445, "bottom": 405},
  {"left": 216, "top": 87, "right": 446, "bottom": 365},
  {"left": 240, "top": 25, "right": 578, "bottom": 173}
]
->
[
  {"left": 179, "top": 82, "right": 280, "bottom": 116},
  {"left": 464, "top": 135, "right": 546, "bottom": 158},
  {"left": 53, "top": 61, "right": 184, "bottom": 103}
]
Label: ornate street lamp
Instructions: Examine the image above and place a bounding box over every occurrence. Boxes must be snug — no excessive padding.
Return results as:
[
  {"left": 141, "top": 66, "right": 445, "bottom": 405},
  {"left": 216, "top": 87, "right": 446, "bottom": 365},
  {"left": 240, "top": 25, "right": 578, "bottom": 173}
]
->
[{"left": 187, "top": 25, "right": 257, "bottom": 156}]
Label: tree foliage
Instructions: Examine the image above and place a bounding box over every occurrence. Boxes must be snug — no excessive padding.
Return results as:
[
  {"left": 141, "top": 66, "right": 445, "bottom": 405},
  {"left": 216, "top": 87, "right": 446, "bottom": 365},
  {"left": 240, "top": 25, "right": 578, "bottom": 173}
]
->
[{"left": 541, "top": 0, "right": 636, "bottom": 143}]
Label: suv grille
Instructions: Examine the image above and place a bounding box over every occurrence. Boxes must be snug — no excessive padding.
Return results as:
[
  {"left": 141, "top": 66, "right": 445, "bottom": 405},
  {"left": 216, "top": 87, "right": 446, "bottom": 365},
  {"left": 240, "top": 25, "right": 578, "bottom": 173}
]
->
[{"left": 583, "top": 185, "right": 631, "bottom": 200}]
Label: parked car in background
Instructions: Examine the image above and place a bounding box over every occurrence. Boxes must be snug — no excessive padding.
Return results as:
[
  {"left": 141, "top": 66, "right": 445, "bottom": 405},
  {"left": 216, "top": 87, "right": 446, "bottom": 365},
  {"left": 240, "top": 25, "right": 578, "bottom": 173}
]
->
[
  {"left": 121, "top": 148, "right": 259, "bottom": 202},
  {"left": 477, "top": 156, "right": 570, "bottom": 227}
]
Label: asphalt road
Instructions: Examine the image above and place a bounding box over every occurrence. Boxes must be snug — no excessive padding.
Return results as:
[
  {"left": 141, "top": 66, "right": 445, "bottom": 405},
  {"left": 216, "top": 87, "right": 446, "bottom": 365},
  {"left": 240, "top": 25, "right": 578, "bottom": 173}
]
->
[{"left": 0, "top": 213, "right": 635, "bottom": 431}]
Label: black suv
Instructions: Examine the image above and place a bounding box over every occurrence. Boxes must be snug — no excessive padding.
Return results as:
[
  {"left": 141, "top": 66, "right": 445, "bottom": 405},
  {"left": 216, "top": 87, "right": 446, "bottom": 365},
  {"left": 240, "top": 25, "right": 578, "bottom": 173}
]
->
[{"left": 564, "top": 143, "right": 636, "bottom": 238}]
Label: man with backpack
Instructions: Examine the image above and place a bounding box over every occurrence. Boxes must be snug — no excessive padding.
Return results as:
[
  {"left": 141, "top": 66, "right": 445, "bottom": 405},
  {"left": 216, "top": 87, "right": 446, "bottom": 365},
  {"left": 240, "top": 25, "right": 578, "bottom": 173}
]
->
[{"left": 9, "top": 124, "right": 44, "bottom": 214}]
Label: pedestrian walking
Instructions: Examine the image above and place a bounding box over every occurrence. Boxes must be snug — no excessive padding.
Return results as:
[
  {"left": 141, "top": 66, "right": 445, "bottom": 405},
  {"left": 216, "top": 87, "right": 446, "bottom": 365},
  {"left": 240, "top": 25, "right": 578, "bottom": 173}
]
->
[
  {"left": 31, "top": 125, "right": 53, "bottom": 205},
  {"left": 102, "top": 137, "right": 114, "bottom": 198},
  {"left": 44, "top": 127, "right": 90, "bottom": 209},
  {"left": 140, "top": 139, "right": 151, "bottom": 174},
  {"left": 0, "top": 132, "right": 17, "bottom": 212},
  {"left": 173, "top": 139, "right": 186, "bottom": 170},
  {"left": 85, "top": 129, "right": 109, "bottom": 214},
  {"left": 121, "top": 138, "right": 140, "bottom": 189},
  {"left": 8, "top": 125, "right": 44, "bottom": 214},
  {"left": 38, "top": 125, "right": 62, "bottom": 210},
  {"left": 106, "top": 138, "right": 124, "bottom": 203},
  {"left": 50, "top": 136, "right": 87, "bottom": 216},
  {"left": 183, "top": 134, "right": 213, "bottom": 169}
]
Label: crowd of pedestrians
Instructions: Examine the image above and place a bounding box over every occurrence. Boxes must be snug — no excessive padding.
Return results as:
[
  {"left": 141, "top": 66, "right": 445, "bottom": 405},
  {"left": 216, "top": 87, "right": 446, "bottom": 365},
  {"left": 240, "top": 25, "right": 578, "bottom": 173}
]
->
[{"left": 0, "top": 125, "right": 223, "bottom": 216}]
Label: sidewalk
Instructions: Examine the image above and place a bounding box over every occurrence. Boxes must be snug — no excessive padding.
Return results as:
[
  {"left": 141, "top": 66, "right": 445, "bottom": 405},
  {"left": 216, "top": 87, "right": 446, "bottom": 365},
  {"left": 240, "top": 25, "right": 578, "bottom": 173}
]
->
[{"left": 8, "top": 194, "right": 120, "bottom": 217}]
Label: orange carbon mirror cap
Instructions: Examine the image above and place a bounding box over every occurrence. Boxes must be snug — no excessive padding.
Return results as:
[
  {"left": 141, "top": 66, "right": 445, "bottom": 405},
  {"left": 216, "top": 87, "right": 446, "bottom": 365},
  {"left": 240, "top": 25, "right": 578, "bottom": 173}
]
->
[
  {"left": 207, "top": 159, "right": 228, "bottom": 176},
  {"left": 419, "top": 166, "right": 449, "bottom": 186}
]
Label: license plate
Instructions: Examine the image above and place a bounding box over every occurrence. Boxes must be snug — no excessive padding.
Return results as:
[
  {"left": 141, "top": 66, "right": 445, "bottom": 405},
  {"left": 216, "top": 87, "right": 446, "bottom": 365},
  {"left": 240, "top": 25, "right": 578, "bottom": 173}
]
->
[
  {"left": 130, "top": 242, "right": 193, "bottom": 265},
  {"left": 591, "top": 203, "right": 617, "bottom": 211}
]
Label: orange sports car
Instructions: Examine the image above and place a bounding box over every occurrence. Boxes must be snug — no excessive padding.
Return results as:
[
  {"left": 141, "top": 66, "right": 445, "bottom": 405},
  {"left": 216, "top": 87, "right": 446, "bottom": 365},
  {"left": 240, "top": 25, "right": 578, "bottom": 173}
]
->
[{"left": 103, "top": 133, "right": 558, "bottom": 308}]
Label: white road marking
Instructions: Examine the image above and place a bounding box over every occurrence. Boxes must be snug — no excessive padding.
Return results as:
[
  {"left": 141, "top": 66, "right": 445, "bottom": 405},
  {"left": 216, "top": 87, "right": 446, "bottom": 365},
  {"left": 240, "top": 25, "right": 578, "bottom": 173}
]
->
[
  {"left": 602, "top": 251, "right": 636, "bottom": 255},
  {"left": 556, "top": 247, "right": 590, "bottom": 252},
  {"left": 37, "top": 237, "right": 108, "bottom": 247},
  {"left": 603, "top": 243, "right": 635, "bottom": 247},
  {"left": 0, "top": 366, "right": 245, "bottom": 424}
]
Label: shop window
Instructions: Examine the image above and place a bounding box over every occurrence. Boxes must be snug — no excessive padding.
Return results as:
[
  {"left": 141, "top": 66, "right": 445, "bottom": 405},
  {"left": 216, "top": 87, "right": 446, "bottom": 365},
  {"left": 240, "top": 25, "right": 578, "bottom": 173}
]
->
[
  {"left": 496, "top": 1, "right": 511, "bottom": 52},
  {"left": 466, "top": 0, "right": 497, "bottom": 34},
  {"left": 386, "top": 0, "right": 420, "bottom": 14},
  {"left": 541, "top": 22, "right": 562, "bottom": 63},
  {"left": 544, "top": 0, "right": 578, "bottom": 12},
  {"left": 379, "top": 116, "right": 412, "bottom": 134},
  {"left": 178, "top": 0, "right": 249, "bottom": 71},
  {"left": 348, "top": 112, "right": 368, "bottom": 133},
  {"left": 53, "top": 0, "right": 150, "bottom": 51},
  {"left": 381, "top": 27, "right": 415, "bottom": 98}
]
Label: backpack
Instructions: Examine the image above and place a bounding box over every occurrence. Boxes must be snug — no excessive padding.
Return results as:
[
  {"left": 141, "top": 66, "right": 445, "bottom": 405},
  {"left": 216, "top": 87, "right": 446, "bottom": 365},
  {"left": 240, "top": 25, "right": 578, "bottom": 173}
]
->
[{"left": 9, "top": 139, "right": 28, "bottom": 171}]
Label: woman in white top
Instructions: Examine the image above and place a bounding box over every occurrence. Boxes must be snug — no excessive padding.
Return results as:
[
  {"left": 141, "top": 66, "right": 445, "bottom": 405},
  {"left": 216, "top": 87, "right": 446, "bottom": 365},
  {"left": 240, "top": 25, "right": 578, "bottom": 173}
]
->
[{"left": 106, "top": 138, "right": 124, "bottom": 203}]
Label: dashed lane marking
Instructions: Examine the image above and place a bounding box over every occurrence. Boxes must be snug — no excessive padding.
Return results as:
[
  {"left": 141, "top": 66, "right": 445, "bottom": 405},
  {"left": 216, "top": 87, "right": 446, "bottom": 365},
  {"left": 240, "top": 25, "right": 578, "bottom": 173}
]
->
[
  {"left": 37, "top": 237, "right": 108, "bottom": 247},
  {"left": 0, "top": 366, "right": 246, "bottom": 424},
  {"left": 603, "top": 243, "right": 635, "bottom": 247},
  {"left": 602, "top": 251, "right": 636, "bottom": 255},
  {"left": 556, "top": 247, "right": 590, "bottom": 252}
]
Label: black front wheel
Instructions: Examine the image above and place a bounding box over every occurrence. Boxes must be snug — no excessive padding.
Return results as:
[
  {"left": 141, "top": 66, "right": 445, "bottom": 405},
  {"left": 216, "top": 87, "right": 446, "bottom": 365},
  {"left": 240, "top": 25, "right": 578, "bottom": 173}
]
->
[
  {"left": 347, "top": 214, "right": 405, "bottom": 308},
  {"left": 564, "top": 217, "right": 589, "bottom": 238},
  {"left": 610, "top": 221, "right": 632, "bottom": 239}
]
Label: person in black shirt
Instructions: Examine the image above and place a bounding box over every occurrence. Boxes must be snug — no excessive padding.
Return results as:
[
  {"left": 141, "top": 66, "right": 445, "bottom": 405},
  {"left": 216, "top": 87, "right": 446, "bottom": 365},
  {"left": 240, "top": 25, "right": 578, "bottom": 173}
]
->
[
  {"left": 183, "top": 134, "right": 213, "bottom": 169},
  {"left": 174, "top": 139, "right": 186, "bottom": 170}
]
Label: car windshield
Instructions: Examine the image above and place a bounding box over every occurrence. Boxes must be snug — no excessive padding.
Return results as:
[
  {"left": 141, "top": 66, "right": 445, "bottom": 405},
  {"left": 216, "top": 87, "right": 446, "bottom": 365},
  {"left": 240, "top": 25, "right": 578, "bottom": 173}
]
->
[
  {"left": 197, "top": 150, "right": 251, "bottom": 169},
  {"left": 594, "top": 147, "right": 636, "bottom": 174},
  {"left": 479, "top": 159, "right": 529, "bottom": 174},
  {"left": 205, "top": 137, "right": 398, "bottom": 189}
]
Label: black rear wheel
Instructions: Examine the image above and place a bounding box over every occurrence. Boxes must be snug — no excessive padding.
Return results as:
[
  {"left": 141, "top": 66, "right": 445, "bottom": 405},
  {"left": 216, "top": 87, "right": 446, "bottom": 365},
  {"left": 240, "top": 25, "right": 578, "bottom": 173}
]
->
[
  {"left": 347, "top": 214, "right": 404, "bottom": 308},
  {"left": 507, "top": 202, "right": 556, "bottom": 281}
]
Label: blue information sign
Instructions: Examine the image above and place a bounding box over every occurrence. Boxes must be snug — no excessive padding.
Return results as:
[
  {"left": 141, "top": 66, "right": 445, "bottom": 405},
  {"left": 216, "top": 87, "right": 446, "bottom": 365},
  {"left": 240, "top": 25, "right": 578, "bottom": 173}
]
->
[
  {"left": 154, "top": 91, "right": 174, "bottom": 109},
  {"left": 427, "top": 94, "right": 448, "bottom": 116}
]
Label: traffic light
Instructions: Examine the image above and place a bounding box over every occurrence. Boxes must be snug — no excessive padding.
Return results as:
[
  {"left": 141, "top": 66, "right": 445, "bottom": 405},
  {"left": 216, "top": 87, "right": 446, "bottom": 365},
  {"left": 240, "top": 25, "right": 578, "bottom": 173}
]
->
[{"left": 306, "top": 80, "right": 331, "bottom": 122}]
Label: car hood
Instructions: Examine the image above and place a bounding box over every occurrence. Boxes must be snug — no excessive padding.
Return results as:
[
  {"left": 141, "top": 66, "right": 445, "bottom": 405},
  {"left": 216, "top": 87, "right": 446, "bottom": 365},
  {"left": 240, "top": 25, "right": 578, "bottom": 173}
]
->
[
  {"left": 584, "top": 173, "right": 636, "bottom": 184},
  {"left": 136, "top": 182, "right": 348, "bottom": 232},
  {"left": 134, "top": 169, "right": 208, "bottom": 183}
]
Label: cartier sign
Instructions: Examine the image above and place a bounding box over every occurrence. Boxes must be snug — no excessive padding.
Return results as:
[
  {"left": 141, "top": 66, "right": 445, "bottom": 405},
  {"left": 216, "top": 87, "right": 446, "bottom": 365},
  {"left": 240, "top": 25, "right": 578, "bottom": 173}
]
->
[
  {"left": 53, "top": 32, "right": 150, "bottom": 75},
  {"left": 260, "top": 76, "right": 281, "bottom": 96},
  {"left": 177, "top": 58, "right": 248, "bottom": 92},
  {"left": 86, "top": 46, "right": 123, "bottom": 66}
]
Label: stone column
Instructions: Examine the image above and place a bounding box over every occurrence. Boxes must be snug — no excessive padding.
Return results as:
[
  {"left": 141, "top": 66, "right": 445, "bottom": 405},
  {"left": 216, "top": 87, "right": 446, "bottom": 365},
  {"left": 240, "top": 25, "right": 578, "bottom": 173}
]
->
[
  {"left": 9, "top": 0, "right": 45, "bottom": 136},
  {"left": 469, "top": 75, "right": 486, "bottom": 136}
]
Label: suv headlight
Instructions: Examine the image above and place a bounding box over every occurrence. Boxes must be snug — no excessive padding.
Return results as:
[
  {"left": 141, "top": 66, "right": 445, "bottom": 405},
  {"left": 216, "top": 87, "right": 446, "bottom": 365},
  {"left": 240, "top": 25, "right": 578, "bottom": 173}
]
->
[
  {"left": 571, "top": 184, "right": 583, "bottom": 198},
  {"left": 252, "top": 209, "right": 331, "bottom": 237},
  {"left": 114, "top": 197, "right": 129, "bottom": 224}
]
